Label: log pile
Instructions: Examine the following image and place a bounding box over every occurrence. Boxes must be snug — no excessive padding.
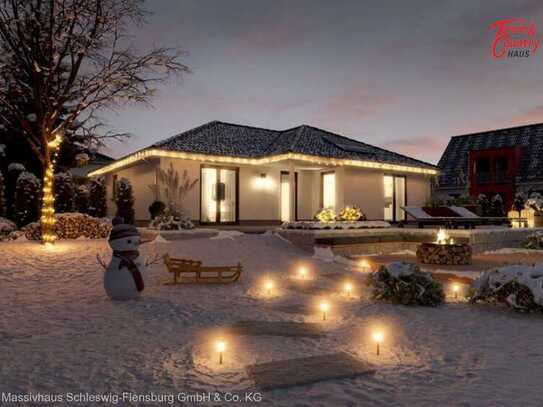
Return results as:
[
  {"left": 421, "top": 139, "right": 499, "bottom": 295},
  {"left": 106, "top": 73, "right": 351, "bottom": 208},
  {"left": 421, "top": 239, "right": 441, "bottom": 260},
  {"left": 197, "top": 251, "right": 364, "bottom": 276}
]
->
[
  {"left": 416, "top": 242, "right": 472, "bottom": 265},
  {"left": 23, "top": 213, "right": 112, "bottom": 240}
]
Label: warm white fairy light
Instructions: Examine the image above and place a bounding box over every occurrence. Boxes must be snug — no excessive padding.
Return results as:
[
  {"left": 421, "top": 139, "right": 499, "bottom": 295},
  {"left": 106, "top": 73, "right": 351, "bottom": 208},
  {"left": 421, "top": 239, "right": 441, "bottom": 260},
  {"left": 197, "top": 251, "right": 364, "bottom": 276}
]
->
[
  {"left": 88, "top": 149, "right": 438, "bottom": 178},
  {"left": 41, "top": 133, "right": 63, "bottom": 245},
  {"left": 435, "top": 228, "right": 449, "bottom": 245},
  {"left": 215, "top": 339, "right": 226, "bottom": 365},
  {"left": 319, "top": 301, "right": 330, "bottom": 321},
  {"left": 372, "top": 331, "right": 384, "bottom": 355}
]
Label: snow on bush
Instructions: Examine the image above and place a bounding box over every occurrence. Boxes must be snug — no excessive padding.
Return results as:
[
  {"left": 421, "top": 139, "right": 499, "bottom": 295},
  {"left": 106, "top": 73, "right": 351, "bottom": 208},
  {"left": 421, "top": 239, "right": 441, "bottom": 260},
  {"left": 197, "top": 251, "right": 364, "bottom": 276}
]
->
[
  {"left": 523, "top": 231, "right": 543, "bottom": 250},
  {"left": 0, "top": 217, "right": 16, "bottom": 240},
  {"left": 54, "top": 172, "right": 75, "bottom": 213},
  {"left": 367, "top": 262, "right": 445, "bottom": 306},
  {"left": 470, "top": 264, "right": 543, "bottom": 312},
  {"left": 526, "top": 193, "right": 543, "bottom": 212},
  {"left": 14, "top": 171, "right": 41, "bottom": 227},
  {"left": 23, "top": 213, "right": 111, "bottom": 240},
  {"left": 115, "top": 178, "right": 135, "bottom": 224},
  {"left": 7, "top": 163, "right": 25, "bottom": 173},
  {"left": 149, "top": 212, "right": 194, "bottom": 230}
]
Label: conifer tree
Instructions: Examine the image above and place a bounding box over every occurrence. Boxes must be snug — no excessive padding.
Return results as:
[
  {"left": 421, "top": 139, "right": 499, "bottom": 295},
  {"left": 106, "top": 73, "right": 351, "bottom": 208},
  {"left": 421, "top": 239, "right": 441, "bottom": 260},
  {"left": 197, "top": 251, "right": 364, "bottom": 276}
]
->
[
  {"left": 87, "top": 177, "right": 107, "bottom": 218},
  {"left": 14, "top": 172, "right": 41, "bottom": 227},
  {"left": 54, "top": 172, "right": 75, "bottom": 213},
  {"left": 115, "top": 178, "right": 135, "bottom": 224}
]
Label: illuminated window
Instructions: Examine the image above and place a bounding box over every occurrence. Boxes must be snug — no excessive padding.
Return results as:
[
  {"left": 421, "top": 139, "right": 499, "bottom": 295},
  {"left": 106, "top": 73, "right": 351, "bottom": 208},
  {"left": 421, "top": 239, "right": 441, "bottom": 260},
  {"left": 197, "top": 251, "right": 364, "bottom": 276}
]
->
[
  {"left": 384, "top": 175, "right": 406, "bottom": 221},
  {"left": 322, "top": 172, "right": 336, "bottom": 210},
  {"left": 281, "top": 172, "right": 290, "bottom": 222}
]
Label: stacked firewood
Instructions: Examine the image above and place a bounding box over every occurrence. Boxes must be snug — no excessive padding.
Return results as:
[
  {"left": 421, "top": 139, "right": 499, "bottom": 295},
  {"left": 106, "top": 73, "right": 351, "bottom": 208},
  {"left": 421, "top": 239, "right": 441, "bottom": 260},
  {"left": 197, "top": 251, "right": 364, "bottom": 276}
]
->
[
  {"left": 23, "top": 213, "right": 112, "bottom": 240},
  {"left": 417, "top": 242, "right": 472, "bottom": 265}
]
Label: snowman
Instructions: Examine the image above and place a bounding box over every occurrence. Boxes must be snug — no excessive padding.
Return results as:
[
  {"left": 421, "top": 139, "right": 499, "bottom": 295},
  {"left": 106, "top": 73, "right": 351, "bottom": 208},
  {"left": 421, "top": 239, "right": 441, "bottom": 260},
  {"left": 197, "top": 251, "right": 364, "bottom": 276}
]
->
[{"left": 104, "top": 217, "right": 145, "bottom": 300}]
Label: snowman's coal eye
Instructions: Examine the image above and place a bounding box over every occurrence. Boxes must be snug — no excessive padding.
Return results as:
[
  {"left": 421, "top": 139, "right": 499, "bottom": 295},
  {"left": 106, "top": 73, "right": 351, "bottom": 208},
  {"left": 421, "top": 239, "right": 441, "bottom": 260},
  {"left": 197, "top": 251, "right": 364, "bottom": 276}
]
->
[{"left": 127, "top": 239, "right": 132, "bottom": 244}]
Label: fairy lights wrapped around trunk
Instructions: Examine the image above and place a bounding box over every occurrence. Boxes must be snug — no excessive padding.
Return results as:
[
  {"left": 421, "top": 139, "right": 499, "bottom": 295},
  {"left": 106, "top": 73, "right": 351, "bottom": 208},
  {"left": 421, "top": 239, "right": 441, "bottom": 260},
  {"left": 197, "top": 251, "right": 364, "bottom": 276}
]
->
[{"left": 40, "top": 133, "right": 63, "bottom": 245}]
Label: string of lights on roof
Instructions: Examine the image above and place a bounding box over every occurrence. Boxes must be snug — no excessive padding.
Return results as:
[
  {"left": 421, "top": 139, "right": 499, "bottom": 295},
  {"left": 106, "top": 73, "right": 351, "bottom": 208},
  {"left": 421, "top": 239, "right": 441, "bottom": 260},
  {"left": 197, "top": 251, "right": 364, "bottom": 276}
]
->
[{"left": 88, "top": 149, "right": 439, "bottom": 177}]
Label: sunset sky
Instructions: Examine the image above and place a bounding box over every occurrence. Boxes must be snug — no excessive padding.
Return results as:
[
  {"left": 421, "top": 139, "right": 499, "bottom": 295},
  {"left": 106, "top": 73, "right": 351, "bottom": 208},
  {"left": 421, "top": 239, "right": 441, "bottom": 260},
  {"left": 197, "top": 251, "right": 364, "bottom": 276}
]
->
[{"left": 102, "top": 0, "right": 543, "bottom": 164}]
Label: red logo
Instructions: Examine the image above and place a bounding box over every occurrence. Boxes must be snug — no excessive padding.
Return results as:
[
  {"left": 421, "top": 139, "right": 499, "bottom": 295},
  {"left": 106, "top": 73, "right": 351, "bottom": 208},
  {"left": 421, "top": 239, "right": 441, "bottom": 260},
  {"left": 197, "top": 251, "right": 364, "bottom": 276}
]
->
[{"left": 489, "top": 19, "right": 540, "bottom": 58}]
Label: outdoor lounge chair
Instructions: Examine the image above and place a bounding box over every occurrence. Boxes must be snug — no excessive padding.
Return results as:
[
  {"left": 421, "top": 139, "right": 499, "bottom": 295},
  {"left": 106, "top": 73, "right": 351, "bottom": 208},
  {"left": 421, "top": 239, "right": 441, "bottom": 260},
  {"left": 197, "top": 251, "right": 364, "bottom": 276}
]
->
[
  {"left": 400, "top": 206, "right": 512, "bottom": 229},
  {"left": 163, "top": 254, "right": 242, "bottom": 284}
]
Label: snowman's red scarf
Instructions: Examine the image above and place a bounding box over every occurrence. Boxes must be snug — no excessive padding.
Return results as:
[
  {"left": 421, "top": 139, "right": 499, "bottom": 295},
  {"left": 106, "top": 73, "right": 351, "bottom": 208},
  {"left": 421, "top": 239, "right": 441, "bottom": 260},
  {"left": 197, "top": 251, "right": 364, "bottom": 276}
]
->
[{"left": 112, "top": 250, "right": 145, "bottom": 292}]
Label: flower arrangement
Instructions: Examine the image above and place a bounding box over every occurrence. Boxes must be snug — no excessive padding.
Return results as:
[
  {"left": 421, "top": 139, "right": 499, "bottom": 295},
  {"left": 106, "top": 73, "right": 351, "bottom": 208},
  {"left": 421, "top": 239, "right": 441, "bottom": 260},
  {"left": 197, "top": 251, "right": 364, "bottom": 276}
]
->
[
  {"left": 315, "top": 208, "right": 336, "bottom": 222},
  {"left": 338, "top": 205, "right": 366, "bottom": 221},
  {"left": 367, "top": 262, "right": 445, "bottom": 306}
]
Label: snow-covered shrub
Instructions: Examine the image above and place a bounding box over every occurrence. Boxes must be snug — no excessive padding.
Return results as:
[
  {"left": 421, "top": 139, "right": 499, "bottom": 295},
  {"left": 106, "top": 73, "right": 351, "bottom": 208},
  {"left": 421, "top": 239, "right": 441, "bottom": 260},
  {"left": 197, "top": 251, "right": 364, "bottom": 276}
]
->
[
  {"left": 75, "top": 185, "right": 90, "bottom": 213},
  {"left": 87, "top": 177, "right": 107, "bottom": 218},
  {"left": 148, "top": 200, "right": 166, "bottom": 219},
  {"left": 470, "top": 265, "right": 543, "bottom": 312},
  {"left": 115, "top": 178, "right": 135, "bottom": 224},
  {"left": 490, "top": 194, "right": 505, "bottom": 217},
  {"left": 23, "top": 213, "right": 111, "bottom": 240},
  {"left": 526, "top": 193, "right": 543, "bottom": 212},
  {"left": 74, "top": 153, "right": 90, "bottom": 166},
  {"left": 367, "top": 262, "right": 445, "bottom": 306},
  {"left": 6, "top": 162, "right": 26, "bottom": 218},
  {"left": 315, "top": 208, "right": 336, "bottom": 222},
  {"left": 14, "top": 172, "right": 41, "bottom": 227},
  {"left": 338, "top": 205, "right": 366, "bottom": 221},
  {"left": 512, "top": 192, "right": 526, "bottom": 215},
  {"left": 0, "top": 170, "right": 5, "bottom": 218},
  {"left": 149, "top": 211, "right": 194, "bottom": 230},
  {"left": 0, "top": 217, "right": 16, "bottom": 240},
  {"left": 523, "top": 231, "right": 543, "bottom": 250},
  {"left": 477, "top": 194, "right": 490, "bottom": 216},
  {"left": 54, "top": 172, "right": 75, "bottom": 213}
]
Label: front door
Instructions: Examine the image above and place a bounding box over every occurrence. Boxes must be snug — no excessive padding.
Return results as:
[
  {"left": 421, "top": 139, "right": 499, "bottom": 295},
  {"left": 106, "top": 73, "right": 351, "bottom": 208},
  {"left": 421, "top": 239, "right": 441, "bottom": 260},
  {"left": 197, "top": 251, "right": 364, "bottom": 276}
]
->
[{"left": 200, "top": 166, "right": 238, "bottom": 224}]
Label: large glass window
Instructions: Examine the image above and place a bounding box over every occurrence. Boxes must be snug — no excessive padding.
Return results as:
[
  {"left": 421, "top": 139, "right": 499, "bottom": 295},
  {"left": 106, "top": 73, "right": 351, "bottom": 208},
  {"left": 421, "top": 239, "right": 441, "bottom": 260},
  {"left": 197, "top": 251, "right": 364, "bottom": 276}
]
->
[
  {"left": 322, "top": 172, "right": 336, "bottom": 210},
  {"left": 384, "top": 175, "right": 406, "bottom": 222},
  {"left": 280, "top": 172, "right": 291, "bottom": 222},
  {"left": 200, "top": 166, "right": 238, "bottom": 224}
]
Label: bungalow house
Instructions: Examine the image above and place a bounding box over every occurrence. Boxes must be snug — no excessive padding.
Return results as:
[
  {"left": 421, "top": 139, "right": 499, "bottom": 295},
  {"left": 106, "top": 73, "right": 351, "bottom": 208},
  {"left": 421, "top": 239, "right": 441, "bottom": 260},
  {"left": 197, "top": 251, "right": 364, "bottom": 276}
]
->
[
  {"left": 88, "top": 121, "right": 438, "bottom": 225},
  {"left": 435, "top": 123, "right": 543, "bottom": 209}
]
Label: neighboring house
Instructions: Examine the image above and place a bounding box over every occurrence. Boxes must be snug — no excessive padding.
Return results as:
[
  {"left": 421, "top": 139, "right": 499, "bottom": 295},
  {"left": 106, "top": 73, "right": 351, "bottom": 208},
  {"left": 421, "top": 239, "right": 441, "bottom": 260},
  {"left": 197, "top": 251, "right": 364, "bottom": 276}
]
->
[
  {"left": 435, "top": 123, "right": 543, "bottom": 209},
  {"left": 69, "top": 152, "right": 115, "bottom": 180},
  {"left": 89, "top": 121, "right": 437, "bottom": 225}
]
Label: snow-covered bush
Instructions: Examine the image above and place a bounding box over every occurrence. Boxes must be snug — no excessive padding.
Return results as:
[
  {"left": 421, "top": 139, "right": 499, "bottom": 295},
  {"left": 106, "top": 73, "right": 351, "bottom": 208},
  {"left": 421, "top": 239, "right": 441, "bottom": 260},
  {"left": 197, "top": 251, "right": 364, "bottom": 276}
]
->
[
  {"left": 0, "top": 217, "right": 16, "bottom": 240},
  {"left": 23, "top": 213, "right": 111, "bottom": 240},
  {"left": 14, "top": 172, "right": 41, "bottom": 227},
  {"left": 115, "top": 178, "right": 135, "bottom": 224},
  {"left": 512, "top": 192, "right": 526, "bottom": 215},
  {"left": 470, "top": 265, "right": 543, "bottom": 312},
  {"left": 490, "top": 194, "right": 505, "bottom": 217},
  {"left": 477, "top": 194, "right": 490, "bottom": 216},
  {"left": 75, "top": 185, "right": 90, "bottom": 213},
  {"left": 523, "top": 231, "right": 543, "bottom": 250},
  {"left": 54, "top": 172, "right": 75, "bottom": 213},
  {"left": 87, "top": 177, "right": 107, "bottom": 218},
  {"left": 149, "top": 211, "right": 194, "bottom": 230},
  {"left": 526, "top": 193, "right": 543, "bottom": 212},
  {"left": 315, "top": 208, "right": 336, "bottom": 222},
  {"left": 338, "top": 205, "right": 366, "bottom": 221},
  {"left": 367, "top": 262, "right": 445, "bottom": 306},
  {"left": 0, "top": 170, "right": 5, "bottom": 218}
]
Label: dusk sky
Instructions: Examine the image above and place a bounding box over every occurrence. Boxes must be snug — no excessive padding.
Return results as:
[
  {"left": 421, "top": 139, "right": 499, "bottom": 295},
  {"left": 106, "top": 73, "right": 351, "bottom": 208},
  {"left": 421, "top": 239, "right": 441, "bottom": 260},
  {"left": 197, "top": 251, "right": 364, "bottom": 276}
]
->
[{"left": 103, "top": 0, "right": 543, "bottom": 164}]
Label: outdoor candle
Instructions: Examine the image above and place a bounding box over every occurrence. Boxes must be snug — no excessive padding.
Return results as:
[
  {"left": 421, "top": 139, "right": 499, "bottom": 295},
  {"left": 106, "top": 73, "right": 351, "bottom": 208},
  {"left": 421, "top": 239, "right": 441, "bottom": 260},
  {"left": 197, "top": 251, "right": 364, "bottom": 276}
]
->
[
  {"left": 298, "top": 267, "right": 307, "bottom": 280},
  {"left": 372, "top": 331, "right": 384, "bottom": 355},
  {"left": 320, "top": 301, "right": 330, "bottom": 321},
  {"left": 359, "top": 259, "right": 371, "bottom": 272},
  {"left": 215, "top": 340, "right": 226, "bottom": 365}
]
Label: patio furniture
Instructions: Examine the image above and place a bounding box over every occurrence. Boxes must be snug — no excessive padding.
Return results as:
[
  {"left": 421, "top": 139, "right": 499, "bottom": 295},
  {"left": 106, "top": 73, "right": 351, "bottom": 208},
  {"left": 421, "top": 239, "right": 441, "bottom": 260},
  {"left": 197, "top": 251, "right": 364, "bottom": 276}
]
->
[
  {"left": 163, "top": 254, "right": 242, "bottom": 284},
  {"left": 400, "top": 206, "right": 512, "bottom": 229}
]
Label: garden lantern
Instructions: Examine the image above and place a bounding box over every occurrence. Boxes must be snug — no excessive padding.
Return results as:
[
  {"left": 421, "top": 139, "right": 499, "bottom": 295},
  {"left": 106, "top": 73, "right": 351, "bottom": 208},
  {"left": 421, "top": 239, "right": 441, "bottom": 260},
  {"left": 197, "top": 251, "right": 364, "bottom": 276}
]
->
[
  {"left": 372, "top": 331, "right": 384, "bottom": 356},
  {"left": 320, "top": 301, "right": 330, "bottom": 321},
  {"left": 298, "top": 267, "right": 307, "bottom": 280},
  {"left": 452, "top": 283, "right": 460, "bottom": 299},
  {"left": 265, "top": 280, "right": 273, "bottom": 295},
  {"left": 215, "top": 339, "right": 226, "bottom": 365},
  {"left": 343, "top": 282, "right": 353, "bottom": 298}
]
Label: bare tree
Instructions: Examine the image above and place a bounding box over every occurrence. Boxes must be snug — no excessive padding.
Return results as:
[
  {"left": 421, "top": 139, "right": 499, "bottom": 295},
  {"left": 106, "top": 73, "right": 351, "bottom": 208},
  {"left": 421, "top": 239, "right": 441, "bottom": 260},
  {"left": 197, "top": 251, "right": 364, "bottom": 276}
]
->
[{"left": 0, "top": 0, "right": 189, "bottom": 242}]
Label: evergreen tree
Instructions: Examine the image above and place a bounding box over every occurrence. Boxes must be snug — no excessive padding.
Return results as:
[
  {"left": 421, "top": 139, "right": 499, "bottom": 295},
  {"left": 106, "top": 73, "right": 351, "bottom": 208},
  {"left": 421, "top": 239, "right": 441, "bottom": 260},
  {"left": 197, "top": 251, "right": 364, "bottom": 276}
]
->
[
  {"left": 0, "top": 170, "right": 5, "bottom": 218},
  {"left": 14, "top": 172, "right": 41, "bottom": 227},
  {"left": 87, "top": 177, "right": 107, "bottom": 218},
  {"left": 6, "top": 163, "right": 26, "bottom": 220},
  {"left": 54, "top": 172, "right": 75, "bottom": 213},
  {"left": 75, "top": 185, "right": 90, "bottom": 214},
  {"left": 115, "top": 178, "right": 135, "bottom": 225},
  {"left": 490, "top": 194, "right": 505, "bottom": 217}
]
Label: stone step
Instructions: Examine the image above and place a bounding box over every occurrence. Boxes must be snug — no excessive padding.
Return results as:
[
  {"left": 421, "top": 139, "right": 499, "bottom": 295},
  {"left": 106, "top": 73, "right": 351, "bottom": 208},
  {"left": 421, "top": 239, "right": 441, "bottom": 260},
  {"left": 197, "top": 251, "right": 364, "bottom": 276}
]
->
[{"left": 229, "top": 320, "right": 325, "bottom": 338}]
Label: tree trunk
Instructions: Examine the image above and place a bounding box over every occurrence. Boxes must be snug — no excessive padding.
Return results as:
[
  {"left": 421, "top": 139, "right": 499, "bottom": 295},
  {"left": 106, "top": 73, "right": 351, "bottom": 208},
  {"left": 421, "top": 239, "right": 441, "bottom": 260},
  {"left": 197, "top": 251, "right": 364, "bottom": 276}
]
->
[{"left": 40, "top": 137, "right": 58, "bottom": 245}]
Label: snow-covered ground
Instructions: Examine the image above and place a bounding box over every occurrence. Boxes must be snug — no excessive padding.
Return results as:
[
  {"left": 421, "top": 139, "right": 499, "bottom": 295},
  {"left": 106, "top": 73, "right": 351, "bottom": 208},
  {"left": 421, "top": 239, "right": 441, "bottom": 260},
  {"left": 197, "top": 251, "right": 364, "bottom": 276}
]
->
[{"left": 1, "top": 234, "right": 543, "bottom": 406}]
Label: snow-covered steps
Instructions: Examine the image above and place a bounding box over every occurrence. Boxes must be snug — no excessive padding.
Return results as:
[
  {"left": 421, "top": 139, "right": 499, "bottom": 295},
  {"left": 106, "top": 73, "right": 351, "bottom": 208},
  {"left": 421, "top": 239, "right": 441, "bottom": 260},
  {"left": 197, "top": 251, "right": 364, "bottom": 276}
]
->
[
  {"left": 229, "top": 321, "right": 325, "bottom": 338},
  {"left": 246, "top": 352, "right": 375, "bottom": 390}
]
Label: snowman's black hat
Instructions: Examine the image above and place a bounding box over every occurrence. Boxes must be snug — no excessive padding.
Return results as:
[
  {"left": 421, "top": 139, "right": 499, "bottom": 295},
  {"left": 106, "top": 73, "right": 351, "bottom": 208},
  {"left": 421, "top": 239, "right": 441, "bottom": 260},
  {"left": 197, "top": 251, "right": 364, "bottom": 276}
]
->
[{"left": 108, "top": 220, "right": 140, "bottom": 242}]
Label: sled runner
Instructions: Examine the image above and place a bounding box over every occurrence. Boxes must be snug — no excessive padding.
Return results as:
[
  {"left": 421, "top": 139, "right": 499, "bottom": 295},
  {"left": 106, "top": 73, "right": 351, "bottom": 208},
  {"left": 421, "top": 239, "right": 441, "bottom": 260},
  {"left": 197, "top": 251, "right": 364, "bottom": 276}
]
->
[{"left": 163, "top": 254, "right": 242, "bottom": 284}]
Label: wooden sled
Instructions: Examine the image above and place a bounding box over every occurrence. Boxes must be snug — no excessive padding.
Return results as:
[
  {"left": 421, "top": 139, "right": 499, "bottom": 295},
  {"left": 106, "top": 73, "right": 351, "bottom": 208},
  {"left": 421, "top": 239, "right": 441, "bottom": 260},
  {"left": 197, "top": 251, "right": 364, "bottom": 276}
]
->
[{"left": 164, "top": 254, "right": 242, "bottom": 284}]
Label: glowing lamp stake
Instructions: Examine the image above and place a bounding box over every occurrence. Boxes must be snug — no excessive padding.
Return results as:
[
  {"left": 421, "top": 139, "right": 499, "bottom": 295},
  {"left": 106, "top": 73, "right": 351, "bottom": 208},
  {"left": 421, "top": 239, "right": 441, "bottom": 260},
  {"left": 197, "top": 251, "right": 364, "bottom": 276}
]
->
[
  {"left": 320, "top": 301, "right": 329, "bottom": 321},
  {"left": 215, "top": 340, "right": 226, "bottom": 365},
  {"left": 344, "top": 282, "right": 353, "bottom": 298},
  {"left": 265, "top": 280, "right": 273, "bottom": 295},
  {"left": 452, "top": 283, "right": 460, "bottom": 299},
  {"left": 298, "top": 267, "right": 307, "bottom": 280},
  {"left": 373, "top": 331, "right": 384, "bottom": 356}
]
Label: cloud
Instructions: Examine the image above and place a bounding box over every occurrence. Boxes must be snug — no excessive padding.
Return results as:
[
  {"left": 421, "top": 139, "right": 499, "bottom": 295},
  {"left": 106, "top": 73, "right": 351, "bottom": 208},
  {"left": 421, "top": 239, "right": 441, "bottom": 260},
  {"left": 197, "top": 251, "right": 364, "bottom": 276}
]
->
[
  {"left": 510, "top": 105, "right": 543, "bottom": 125},
  {"left": 382, "top": 135, "right": 449, "bottom": 164}
]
